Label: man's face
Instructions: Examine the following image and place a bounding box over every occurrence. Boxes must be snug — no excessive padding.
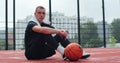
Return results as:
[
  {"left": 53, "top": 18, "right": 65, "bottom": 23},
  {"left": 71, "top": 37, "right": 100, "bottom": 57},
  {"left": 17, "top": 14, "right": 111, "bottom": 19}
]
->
[{"left": 34, "top": 8, "right": 46, "bottom": 23}]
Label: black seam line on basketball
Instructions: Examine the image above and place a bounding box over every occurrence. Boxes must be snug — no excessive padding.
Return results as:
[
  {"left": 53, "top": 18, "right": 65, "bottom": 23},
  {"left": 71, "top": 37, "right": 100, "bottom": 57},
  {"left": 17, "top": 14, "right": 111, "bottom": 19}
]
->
[
  {"left": 67, "top": 45, "right": 72, "bottom": 60},
  {"left": 79, "top": 46, "right": 84, "bottom": 57},
  {"left": 69, "top": 45, "right": 79, "bottom": 60},
  {"left": 65, "top": 46, "right": 71, "bottom": 60},
  {"left": 70, "top": 46, "right": 81, "bottom": 59},
  {"left": 66, "top": 44, "right": 74, "bottom": 60},
  {"left": 78, "top": 46, "right": 83, "bottom": 58}
]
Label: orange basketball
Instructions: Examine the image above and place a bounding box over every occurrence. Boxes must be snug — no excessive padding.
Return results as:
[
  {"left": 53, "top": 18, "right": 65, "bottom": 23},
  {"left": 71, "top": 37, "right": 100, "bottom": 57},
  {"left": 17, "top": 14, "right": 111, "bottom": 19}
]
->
[{"left": 64, "top": 43, "right": 83, "bottom": 61}]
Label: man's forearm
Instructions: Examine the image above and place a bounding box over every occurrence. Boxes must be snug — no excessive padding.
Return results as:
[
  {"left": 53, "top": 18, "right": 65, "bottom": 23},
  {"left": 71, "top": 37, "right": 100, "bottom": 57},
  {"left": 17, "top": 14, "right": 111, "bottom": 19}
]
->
[{"left": 32, "top": 26, "right": 60, "bottom": 34}]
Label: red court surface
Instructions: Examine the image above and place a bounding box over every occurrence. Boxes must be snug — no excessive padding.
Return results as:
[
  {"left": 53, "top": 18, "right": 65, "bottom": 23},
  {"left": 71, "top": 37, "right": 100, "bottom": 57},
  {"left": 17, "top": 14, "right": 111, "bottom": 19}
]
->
[{"left": 0, "top": 48, "right": 120, "bottom": 63}]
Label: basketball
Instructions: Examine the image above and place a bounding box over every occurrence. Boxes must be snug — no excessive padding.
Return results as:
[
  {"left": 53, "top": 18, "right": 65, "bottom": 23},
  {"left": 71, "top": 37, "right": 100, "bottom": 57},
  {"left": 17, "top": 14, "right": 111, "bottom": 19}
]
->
[{"left": 64, "top": 43, "right": 83, "bottom": 61}]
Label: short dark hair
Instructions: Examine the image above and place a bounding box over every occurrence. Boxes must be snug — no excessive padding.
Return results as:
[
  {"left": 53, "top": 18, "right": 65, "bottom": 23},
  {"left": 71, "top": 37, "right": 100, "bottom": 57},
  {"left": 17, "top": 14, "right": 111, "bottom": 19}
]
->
[{"left": 35, "top": 6, "right": 45, "bottom": 12}]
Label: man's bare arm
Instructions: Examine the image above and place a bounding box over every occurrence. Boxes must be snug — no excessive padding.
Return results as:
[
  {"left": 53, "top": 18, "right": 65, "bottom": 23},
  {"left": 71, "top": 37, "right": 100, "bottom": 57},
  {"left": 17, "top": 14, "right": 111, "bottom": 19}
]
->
[{"left": 32, "top": 26, "right": 60, "bottom": 34}]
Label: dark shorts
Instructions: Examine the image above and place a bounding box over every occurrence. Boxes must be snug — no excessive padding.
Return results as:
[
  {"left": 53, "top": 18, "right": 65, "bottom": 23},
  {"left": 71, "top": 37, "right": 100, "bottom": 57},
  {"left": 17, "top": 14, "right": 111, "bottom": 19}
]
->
[
  {"left": 26, "top": 43, "right": 56, "bottom": 60},
  {"left": 25, "top": 34, "right": 70, "bottom": 60},
  {"left": 25, "top": 34, "right": 58, "bottom": 60}
]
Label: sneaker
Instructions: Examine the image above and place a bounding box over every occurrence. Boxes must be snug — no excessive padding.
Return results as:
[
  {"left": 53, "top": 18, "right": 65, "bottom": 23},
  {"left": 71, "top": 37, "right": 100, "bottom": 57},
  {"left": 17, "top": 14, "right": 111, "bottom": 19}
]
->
[
  {"left": 81, "top": 53, "right": 90, "bottom": 59},
  {"left": 63, "top": 54, "right": 90, "bottom": 61}
]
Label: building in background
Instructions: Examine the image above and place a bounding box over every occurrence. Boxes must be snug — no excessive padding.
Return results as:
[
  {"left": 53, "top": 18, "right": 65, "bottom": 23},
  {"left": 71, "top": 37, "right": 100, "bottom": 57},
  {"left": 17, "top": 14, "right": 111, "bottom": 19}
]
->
[{"left": 16, "top": 15, "right": 32, "bottom": 49}]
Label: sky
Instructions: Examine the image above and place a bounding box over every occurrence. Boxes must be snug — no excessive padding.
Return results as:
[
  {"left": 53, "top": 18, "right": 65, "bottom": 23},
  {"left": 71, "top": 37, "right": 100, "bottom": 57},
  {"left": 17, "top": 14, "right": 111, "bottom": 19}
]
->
[{"left": 0, "top": 0, "right": 120, "bottom": 29}]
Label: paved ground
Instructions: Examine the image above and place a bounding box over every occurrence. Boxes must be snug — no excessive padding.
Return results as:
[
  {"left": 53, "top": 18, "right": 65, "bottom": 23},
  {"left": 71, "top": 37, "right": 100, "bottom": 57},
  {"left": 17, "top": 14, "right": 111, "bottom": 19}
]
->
[{"left": 0, "top": 48, "right": 120, "bottom": 63}]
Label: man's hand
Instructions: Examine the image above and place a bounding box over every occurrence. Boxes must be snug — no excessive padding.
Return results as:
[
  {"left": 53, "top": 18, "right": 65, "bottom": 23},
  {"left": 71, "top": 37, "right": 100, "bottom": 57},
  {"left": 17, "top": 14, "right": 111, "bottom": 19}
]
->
[{"left": 58, "top": 30, "right": 68, "bottom": 39}]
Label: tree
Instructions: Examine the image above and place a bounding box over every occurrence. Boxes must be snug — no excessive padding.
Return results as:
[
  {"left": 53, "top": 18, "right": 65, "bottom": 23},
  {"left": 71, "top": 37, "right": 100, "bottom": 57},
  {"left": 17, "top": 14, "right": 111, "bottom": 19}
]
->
[
  {"left": 80, "top": 22, "right": 103, "bottom": 47},
  {"left": 0, "top": 40, "right": 5, "bottom": 50},
  {"left": 86, "top": 38, "right": 103, "bottom": 48},
  {"left": 109, "top": 36, "right": 117, "bottom": 47},
  {"left": 111, "top": 18, "right": 120, "bottom": 43}
]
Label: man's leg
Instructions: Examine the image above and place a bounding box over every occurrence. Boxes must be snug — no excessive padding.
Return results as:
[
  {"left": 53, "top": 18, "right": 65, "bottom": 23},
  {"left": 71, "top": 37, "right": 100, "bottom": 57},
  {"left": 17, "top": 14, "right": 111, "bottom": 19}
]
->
[
  {"left": 54, "top": 34, "right": 70, "bottom": 48},
  {"left": 42, "top": 34, "right": 65, "bottom": 56},
  {"left": 54, "top": 34, "right": 90, "bottom": 59},
  {"left": 42, "top": 34, "right": 59, "bottom": 50},
  {"left": 28, "top": 34, "right": 64, "bottom": 60},
  {"left": 28, "top": 33, "right": 62, "bottom": 60}
]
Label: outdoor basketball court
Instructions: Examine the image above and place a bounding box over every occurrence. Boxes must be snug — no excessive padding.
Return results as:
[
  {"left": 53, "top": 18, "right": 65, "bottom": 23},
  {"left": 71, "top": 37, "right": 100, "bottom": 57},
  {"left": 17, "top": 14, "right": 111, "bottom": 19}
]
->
[{"left": 0, "top": 48, "right": 120, "bottom": 63}]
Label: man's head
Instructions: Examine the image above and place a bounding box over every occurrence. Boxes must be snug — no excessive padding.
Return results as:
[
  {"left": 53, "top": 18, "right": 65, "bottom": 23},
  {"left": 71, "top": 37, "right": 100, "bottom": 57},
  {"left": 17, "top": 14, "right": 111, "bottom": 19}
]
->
[{"left": 34, "top": 6, "right": 46, "bottom": 23}]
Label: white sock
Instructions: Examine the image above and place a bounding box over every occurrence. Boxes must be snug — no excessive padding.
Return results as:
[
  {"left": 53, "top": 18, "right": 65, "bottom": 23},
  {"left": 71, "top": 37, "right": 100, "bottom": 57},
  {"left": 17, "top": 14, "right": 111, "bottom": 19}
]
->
[{"left": 57, "top": 45, "right": 64, "bottom": 55}]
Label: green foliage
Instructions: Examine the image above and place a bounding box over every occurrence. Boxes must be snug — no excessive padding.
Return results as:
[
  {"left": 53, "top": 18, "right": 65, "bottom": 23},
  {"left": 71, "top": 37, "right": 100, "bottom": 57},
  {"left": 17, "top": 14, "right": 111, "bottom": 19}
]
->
[
  {"left": 109, "top": 36, "right": 117, "bottom": 47},
  {"left": 80, "top": 22, "right": 103, "bottom": 47},
  {"left": 111, "top": 18, "right": 120, "bottom": 43},
  {"left": 73, "top": 34, "right": 79, "bottom": 43},
  {"left": 81, "top": 22, "right": 98, "bottom": 40},
  {"left": 81, "top": 38, "right": 103, "bottom": 48},
  {"left": 0, "top": 40, "right": 5, "bottom": 50},
  {"left": 85, "top": 38, "right": 103, "bottom": 48},
  {"left": 0, "top": 40, "right": 13, "bottom": 50}
]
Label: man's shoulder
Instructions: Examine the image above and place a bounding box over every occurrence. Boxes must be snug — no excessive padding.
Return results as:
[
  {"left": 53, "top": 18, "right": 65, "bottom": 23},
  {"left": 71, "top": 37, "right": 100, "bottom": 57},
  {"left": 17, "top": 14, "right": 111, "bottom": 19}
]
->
[
  {"left": 27, "top": 21, "right": 37, "bottom": 25},
  {"left": 26, "top": 21, "right": 38, "bottom": 28},
  {"left": 28, "top": 21, "right": 35, "bottom": 23}
]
